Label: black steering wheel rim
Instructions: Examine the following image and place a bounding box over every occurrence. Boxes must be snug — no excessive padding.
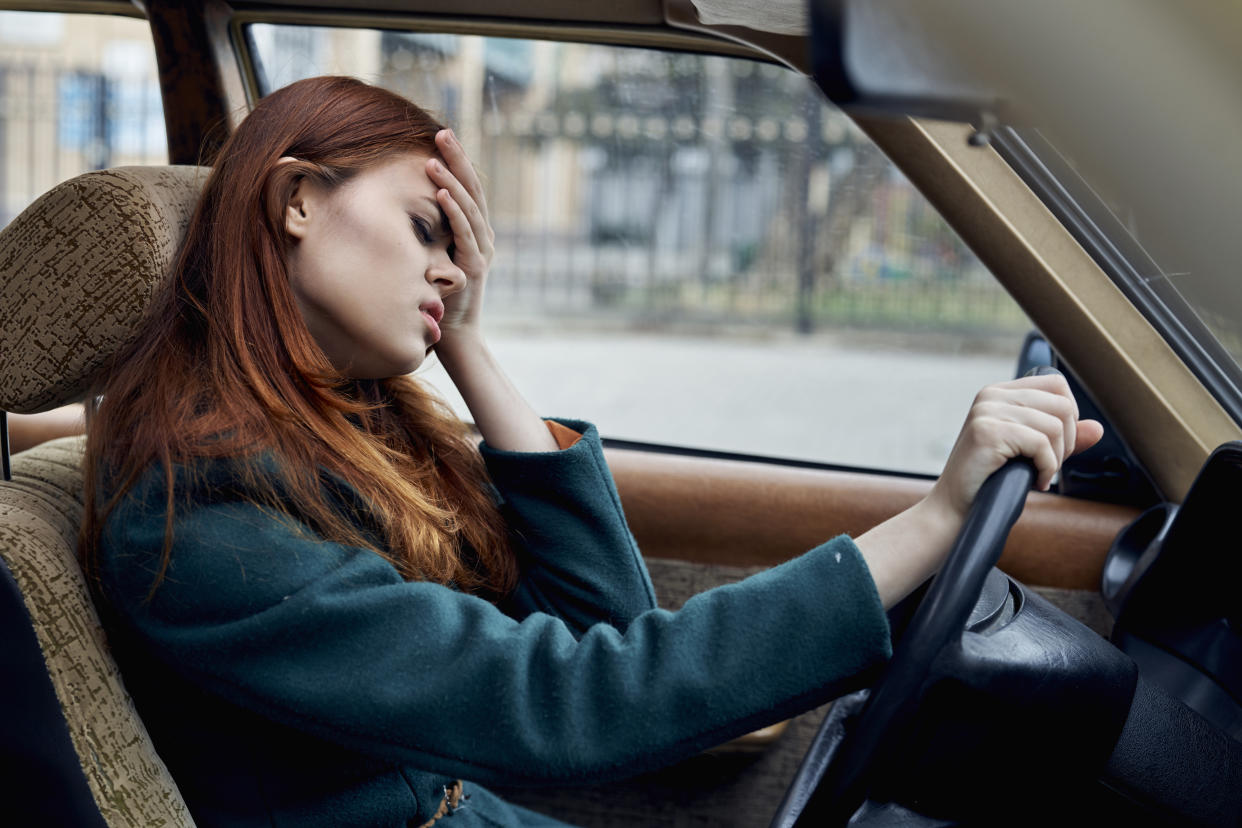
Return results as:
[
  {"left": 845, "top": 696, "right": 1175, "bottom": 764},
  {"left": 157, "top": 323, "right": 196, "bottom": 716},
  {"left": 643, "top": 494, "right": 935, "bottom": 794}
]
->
[{"left": 772, "top": 456, "right": 1037, "bottom": 827}]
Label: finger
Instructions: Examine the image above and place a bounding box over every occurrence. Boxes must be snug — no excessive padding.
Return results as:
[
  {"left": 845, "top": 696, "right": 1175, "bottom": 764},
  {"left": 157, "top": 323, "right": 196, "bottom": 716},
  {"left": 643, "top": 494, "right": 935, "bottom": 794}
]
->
[
  {"left": 435, "top": 129, "right": 489, "bottom": 220},
  {"left": 973, "top": 401, "right": 1068, "bottom": 478},
  {"left": 1008, "top": 422, "right": 1063, "bottom": 492},
  {"left": 427, "top": 158, "right": 492, "bottom": 258},
  {"left": 991, "top": 372, "right": 1075, "bottom": 397},
  {"left": 975, "top": 385, "right": 1077, "bottom": 460},
  {"left": 967, "top": 416, "right": 1061, "bottom": 492},
  {"left": 436, "top": 188, "right": 480, "bottom": 259},
  {"left": 1071, "top": 419, "right": 1105, "bottom": 455}
]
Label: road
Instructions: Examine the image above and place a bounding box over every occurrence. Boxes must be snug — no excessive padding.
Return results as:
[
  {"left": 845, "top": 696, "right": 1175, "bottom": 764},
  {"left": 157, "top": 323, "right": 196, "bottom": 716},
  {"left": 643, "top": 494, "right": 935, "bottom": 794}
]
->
[{"left": 418, "top": 329, "right": 1018, "bottom": 476}]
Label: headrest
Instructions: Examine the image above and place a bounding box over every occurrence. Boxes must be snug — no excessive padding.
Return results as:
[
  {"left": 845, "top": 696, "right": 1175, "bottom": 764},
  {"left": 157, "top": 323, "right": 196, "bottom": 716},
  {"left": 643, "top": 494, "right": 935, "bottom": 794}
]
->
[{"left": 0, "top": 166, "right": 209, "bottom": 414}]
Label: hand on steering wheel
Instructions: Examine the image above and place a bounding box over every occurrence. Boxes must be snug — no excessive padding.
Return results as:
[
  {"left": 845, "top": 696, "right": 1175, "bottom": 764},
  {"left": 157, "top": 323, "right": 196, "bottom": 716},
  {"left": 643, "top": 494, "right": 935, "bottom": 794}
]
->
[{"left": 771, "top": 368, "right": 1074, "bottom": 827}]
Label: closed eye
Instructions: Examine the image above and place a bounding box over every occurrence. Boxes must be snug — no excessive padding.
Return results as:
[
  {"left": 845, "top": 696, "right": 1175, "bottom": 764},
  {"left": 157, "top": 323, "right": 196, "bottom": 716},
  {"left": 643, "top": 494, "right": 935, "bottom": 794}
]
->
[{"left": 410, "top": 216, "right": 434, "bottom": 244}]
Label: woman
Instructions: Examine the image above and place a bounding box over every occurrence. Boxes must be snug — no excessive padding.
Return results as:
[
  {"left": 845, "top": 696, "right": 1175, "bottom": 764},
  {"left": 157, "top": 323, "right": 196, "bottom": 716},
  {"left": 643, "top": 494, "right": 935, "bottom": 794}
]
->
[{"left": 82, "top": 76, "right": 1100, "bottom": 827}]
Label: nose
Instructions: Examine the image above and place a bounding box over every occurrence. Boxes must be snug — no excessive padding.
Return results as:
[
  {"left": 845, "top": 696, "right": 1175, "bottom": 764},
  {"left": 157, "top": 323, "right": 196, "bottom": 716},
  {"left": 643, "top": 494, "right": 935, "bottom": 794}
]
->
[{"left": 426, "top": 248, "right": 466, "bottom": 297}]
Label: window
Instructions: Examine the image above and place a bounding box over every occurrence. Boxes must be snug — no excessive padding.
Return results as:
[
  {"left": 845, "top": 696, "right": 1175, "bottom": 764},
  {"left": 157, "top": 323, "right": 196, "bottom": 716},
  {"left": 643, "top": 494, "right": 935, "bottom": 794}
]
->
[
  {"left": 247, "top": 24, "right": 1032, "bottom": 474},
  {"left": 0, "top": 11, "right": 166, "bottom": 227}
]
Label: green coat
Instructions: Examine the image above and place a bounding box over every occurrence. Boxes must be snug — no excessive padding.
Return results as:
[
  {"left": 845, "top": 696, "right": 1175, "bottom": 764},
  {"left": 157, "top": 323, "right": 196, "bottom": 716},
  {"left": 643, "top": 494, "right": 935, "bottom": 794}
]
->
[{"left": 97, "top": 421, "right": 891, "bottom": 827}]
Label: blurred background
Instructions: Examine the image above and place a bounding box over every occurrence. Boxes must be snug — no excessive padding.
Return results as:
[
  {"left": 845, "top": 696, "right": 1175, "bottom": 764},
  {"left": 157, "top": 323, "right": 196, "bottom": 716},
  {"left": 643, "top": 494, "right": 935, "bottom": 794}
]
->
[{"left": 0, "top": 11, "right": 1032, "bottom": 473}]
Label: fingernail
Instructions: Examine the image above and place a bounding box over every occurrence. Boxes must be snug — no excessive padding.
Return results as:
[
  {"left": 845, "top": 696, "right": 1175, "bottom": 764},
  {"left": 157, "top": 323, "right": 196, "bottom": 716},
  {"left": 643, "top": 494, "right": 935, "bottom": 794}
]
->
[
  {"left": 430, "top": 159, "right": 442, "bottom": 172},
  {"left": 447, "top": 129, "right": 457, "bottom": 145}
]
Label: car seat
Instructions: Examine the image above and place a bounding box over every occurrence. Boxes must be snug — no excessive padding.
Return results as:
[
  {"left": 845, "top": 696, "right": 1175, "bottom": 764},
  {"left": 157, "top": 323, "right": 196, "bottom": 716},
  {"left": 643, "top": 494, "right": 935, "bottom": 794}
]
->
[{"left": 0, "top": 166, "right": 209, "bottom": 826}]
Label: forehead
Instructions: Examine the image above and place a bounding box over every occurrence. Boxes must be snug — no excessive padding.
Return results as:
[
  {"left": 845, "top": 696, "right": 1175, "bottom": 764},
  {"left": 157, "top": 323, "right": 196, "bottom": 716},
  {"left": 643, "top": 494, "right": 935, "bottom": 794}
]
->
[{"left": 347, "top": 151, "right": 436, "bottom": 198}]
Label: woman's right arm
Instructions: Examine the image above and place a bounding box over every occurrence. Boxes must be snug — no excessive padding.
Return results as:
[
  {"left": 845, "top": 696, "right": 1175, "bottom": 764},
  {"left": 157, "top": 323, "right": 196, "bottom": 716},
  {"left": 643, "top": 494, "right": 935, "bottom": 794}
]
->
[
  {"left": 100, "top": 460, "right": 890, "bottom": 786},
  {"left": 480, "top": 419, "right": 660, "bottom": 636},
  {"left": 425, "top": 128, "right": 561, "bottom": 455}
]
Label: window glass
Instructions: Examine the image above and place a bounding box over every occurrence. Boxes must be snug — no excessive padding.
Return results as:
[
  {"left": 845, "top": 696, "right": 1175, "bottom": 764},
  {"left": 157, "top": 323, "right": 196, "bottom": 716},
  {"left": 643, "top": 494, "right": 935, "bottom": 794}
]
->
[
  {"left": 1026, "top": 132, "right": 1242, "bottom": 377},
  {"left": 0, "top": 11, "right": 166, "bottom": 228},
  {"left": 249, "top": 24, "right": 1032, "bottom": 474}
]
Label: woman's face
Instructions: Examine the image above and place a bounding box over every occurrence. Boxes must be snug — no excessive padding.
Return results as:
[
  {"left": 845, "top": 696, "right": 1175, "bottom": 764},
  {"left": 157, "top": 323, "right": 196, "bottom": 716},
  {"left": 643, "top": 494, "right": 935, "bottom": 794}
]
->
[{"left": 283, "top": 151, "right": 464, "bottom": 378}]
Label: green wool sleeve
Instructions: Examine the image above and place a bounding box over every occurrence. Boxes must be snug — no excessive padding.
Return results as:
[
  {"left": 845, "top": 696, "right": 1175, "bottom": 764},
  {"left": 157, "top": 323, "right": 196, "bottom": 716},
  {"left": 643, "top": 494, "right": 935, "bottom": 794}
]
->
[
  {"left": 481, "top": 419, "right": 657, "bottom": 636},
  {"left": 99, "top": 459, "right": 891, "bottom": 787}
]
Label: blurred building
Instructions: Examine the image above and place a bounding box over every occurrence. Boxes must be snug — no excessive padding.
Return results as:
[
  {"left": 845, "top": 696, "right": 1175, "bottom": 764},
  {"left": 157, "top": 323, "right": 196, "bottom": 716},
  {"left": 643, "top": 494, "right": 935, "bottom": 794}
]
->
[
  {"left": 2, "top": 11, "right": 1020, "bottom": 337},
  {"left": 0, "top": 11, "right": 165, "bottom": 225}
]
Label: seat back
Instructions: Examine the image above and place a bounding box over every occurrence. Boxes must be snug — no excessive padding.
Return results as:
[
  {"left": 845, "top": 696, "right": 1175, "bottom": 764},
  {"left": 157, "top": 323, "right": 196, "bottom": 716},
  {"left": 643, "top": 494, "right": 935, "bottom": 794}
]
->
[
  {"left": 1, "top": 438, "right": 191, "bottom": 825},
  {"left": 0, "top": 166, "right": 209, "bottom": 826}
]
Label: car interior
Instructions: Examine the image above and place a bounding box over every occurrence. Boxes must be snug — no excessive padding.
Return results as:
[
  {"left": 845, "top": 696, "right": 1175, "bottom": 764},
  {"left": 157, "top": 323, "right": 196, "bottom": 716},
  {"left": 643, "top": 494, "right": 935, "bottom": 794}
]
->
[{"left": 2, "top": 1, "right": 1241, "bottom": 826}]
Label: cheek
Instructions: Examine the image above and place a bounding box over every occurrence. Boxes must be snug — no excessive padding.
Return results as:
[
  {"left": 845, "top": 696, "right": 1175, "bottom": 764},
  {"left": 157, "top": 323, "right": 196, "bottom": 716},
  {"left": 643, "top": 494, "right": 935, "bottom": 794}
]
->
[
  {"left": 291, "top": 204, "right": 427, "bottom": 321},
  {"left": 340, "top": 216, "right": 422, "bottom": 281}
]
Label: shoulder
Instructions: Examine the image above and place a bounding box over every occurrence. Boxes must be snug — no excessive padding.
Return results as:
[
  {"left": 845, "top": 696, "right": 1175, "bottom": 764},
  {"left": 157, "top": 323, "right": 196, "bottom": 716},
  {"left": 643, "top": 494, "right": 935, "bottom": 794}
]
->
[{"left": 98, "top": 453, "right": 387, "bottom": 624}]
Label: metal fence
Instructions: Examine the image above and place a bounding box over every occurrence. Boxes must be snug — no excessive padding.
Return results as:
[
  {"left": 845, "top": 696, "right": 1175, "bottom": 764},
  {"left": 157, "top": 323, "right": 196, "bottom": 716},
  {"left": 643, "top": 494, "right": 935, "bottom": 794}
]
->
[
  {"left": 471, "top": 100, "right": 1027, "bottom": 336},
  {"left": 0, "top": 62, "right": 167, "bottom": 227},
  {"left": 2, "top": 53, "right": 1030, "bottom": 338}
]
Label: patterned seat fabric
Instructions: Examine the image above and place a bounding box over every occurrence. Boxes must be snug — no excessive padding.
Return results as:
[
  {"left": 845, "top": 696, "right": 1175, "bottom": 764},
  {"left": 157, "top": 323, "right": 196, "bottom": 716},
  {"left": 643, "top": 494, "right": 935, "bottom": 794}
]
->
[
  {"left": 2, "top": 438, "right": 193, "bottom": 826},
  {"left": 0, "top": 166, "right": 209, "bottom": 826},
  {"left": 0, "top": 166, "right": 207, "bottom": 414}
]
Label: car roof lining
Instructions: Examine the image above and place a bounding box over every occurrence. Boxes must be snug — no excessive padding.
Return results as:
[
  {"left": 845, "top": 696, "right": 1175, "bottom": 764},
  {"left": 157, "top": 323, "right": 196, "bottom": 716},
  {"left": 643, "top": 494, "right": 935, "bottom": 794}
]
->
[
  {"left": 235, "top": 0, "right": 666, "bottom": 24},
  {"left": 1, "top": 1, "right": 140, "bottom": 16}
]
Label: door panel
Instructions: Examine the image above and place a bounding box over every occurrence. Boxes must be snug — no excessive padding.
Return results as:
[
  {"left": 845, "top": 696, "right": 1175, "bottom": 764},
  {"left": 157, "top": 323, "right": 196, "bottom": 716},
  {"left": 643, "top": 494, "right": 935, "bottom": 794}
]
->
[{"left": 606, "top": 447, "right": 1139, "bottom": 591}]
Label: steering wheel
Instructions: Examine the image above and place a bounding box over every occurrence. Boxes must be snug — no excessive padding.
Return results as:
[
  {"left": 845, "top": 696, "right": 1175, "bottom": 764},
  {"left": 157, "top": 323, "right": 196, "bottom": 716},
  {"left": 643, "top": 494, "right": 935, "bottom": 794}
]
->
[{"left": 771, "top": 451, "right": 1038, "bottom": 827}]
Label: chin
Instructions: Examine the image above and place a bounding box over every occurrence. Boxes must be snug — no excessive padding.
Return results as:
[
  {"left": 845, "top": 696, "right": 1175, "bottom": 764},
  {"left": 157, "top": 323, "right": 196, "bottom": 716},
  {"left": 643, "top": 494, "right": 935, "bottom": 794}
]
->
[
  {"left": 390, "top": 353, "right": 428, "bottom": 377},
  {"left": 342, "top": 355, "right": 424, "bottom": 380}
]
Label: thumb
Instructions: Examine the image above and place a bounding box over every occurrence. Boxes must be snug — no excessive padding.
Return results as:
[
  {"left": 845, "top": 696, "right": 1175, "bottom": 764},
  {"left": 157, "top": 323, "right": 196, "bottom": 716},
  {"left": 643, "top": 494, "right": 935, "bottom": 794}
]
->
[{"left": 1071, "top": 419, "right": 1105, "bottom": 456}]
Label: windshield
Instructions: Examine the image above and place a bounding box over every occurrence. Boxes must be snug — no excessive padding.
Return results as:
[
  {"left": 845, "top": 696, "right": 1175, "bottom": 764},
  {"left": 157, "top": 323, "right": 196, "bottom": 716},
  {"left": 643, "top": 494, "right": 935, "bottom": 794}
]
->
[{"left": 994, "top": 127, "right": 1242, "bottom": 421}]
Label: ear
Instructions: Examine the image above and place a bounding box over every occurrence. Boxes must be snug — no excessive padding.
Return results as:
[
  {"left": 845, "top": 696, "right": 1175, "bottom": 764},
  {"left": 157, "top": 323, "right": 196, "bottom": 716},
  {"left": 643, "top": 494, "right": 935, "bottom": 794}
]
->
[{"left": 269, "top": 156, "right": 315, "bottom": 241}]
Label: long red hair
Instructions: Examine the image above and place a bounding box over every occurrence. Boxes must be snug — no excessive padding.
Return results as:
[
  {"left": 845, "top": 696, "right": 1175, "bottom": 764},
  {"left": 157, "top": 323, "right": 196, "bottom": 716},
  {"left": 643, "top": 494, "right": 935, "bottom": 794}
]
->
[{"left": 81, "top": 76, "right": 517, "bottom": 598}]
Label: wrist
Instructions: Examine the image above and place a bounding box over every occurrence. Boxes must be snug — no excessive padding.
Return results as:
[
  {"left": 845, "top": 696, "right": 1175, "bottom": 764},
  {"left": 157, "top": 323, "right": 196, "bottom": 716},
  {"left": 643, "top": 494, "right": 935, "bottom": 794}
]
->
[
  {"left": 855, "top": 493, "right": 966, "bottom": 608},
  {"left": 910, "top": 490, "right": 968, "bottom": 549},
  {"left": 433, "top": 326, "right": 486, "bottom": 365}
]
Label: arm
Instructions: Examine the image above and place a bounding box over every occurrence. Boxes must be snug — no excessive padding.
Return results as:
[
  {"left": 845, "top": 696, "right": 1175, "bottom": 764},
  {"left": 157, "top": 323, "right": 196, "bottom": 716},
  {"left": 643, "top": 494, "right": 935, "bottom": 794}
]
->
[
  {"left": 423, "top": 128, "right": 1101, "bottom": 610},
  {"left": 100, "top": 461, "right": 889, "bottom": 785},
  {"left": 482, "top": 420, "right": 657, "bottom": 635},
  {"left": 7, "top": 404, "right": 85, "bottom": 454},
  {"left": 426, "top": 129, "right": 557, "bottom": 453},
  {"left": 421, "top": 133, "right": 658, "bottom": 630}
]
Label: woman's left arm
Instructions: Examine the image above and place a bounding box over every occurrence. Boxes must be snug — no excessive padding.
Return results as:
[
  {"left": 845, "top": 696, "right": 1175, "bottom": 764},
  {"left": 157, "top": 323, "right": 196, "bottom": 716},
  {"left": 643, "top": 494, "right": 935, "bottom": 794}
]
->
[
  {"left": 483, "top": 420, "right": 659, "bottom": 635},
  {"left": 424, "top": 130, "right": 656, "bottom": 627},
  {"left": 426, "top": 129, "right": 558, "bottom": 453}
]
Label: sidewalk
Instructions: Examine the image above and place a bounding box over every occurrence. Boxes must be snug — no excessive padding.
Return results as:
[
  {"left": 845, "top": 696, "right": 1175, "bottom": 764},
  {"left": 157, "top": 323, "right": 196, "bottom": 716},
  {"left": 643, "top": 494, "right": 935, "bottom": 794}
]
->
[{"left": 418, "top": 328, "right": 1018, "bottom": 475}]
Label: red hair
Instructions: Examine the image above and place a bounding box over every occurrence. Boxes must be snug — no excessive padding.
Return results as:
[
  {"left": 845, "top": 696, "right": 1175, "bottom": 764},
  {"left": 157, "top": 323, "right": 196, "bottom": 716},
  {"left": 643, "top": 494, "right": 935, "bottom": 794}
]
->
[{"left": 82, "top": 76, "right": 516, "bottom": 597}]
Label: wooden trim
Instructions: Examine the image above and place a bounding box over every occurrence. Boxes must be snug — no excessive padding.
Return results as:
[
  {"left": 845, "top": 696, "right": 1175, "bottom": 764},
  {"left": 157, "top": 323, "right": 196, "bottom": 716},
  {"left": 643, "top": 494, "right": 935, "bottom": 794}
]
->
[{"left": 607, "top": 447, "right": 1139, "bottom": 591}]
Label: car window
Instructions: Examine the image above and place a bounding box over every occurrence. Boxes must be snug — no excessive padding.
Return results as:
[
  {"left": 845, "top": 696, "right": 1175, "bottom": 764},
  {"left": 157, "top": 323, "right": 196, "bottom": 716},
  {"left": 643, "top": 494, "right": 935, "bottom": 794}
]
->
[
  {"left": 248, "top": 24, "right": 1033, "bottom": 474},
  {"left": 0, "top": 11, "right": 167, "bottom": 227}
]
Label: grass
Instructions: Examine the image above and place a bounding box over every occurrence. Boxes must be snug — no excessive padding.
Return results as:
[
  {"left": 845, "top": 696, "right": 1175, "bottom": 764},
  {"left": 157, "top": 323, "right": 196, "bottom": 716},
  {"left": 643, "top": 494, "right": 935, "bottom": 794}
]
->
[{"left": 537, "top": 279, "right": 1034, "bottom": 337}]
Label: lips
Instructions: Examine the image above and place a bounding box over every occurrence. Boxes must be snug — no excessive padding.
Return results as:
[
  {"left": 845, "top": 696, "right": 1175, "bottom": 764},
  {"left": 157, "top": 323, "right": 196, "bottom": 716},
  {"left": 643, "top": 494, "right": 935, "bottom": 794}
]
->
[{"left": 420, "top": 301, "right": 444, "bottom": 344}]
